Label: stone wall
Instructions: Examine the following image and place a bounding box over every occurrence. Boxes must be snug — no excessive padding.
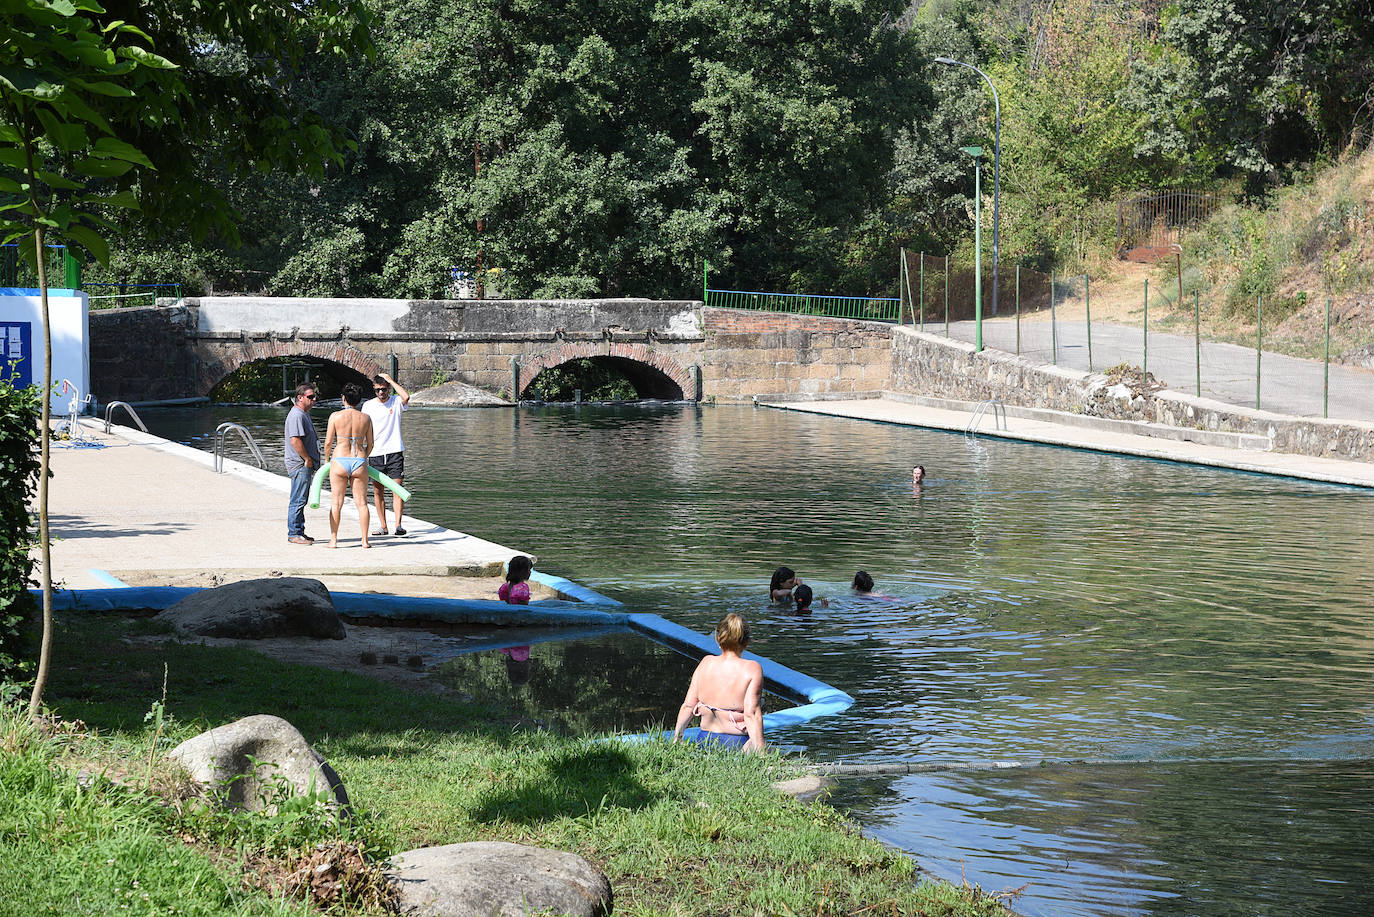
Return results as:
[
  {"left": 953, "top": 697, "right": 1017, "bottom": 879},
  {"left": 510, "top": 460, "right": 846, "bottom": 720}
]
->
[
  {"left": 890, "top": 326, "right": 1374, "bottom": 461},
  {"left": 89, "top": 305, "right": 198, "bottom": 403},
  {"left": 699, "top": 309, "right": 892, "bottom": 400}
]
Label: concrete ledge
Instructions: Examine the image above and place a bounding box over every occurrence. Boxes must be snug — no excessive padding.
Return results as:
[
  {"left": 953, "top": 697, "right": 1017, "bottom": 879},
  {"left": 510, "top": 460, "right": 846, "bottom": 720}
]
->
[
  {"left": 881, "top": 391, "right": 1273, "bottom": 451},
  {"left": 752, "top": 391, "right": 884, "bottom": 404}
]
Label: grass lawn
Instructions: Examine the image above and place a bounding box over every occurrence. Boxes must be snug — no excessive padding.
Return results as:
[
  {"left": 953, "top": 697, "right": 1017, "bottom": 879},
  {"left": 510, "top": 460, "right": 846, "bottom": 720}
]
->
[{"left": 2, "top": 612, "right": 1014, "bottom": 916}]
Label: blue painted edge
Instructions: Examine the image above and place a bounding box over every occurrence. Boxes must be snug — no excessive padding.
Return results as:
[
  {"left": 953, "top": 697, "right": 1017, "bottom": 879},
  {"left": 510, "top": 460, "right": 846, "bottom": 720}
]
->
[
  {"left": 88, "top": 569, "right": 131, "bottom": 588},
  {"left": 36, "top": 588, "right": 854, "bottom": 739},
  {"left": 618, "top": 613, "right": 855, "bottom": 743},
  {"left": 529, "top": 569, "right": 622, "bottom": 606},
  {"left": 33, "top": 586, "right": 630, "bottom": 626},
  {"left": 1, "top": 287, "right": 80, "bottom": 296}
]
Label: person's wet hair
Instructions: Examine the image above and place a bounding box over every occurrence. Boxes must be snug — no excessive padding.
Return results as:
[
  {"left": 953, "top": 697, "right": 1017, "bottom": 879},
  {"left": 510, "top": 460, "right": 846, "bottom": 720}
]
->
[
  {"left": 716, "top": 613, "right": 750, "bottom": 652},
  {"left": 342, "top": 382, "right": 363, "bottom": 406},
  {"left": 506, "top": 555, "right": 533, "bottom": 584},
  {"left": 853, "top": 570, "right": 874, "bottom": 592},
  {"left": 793, "top": 584, "right": 815, "bottom": 609},
  {"left": 770, "top": 565, "right": 796, "bottom": 592}
]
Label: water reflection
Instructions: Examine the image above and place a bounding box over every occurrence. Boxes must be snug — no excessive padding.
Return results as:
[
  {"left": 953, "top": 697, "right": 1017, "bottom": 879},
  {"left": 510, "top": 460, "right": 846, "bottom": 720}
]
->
[{"left": 142, "top": 402, "right": 1374, "bottom": 917}]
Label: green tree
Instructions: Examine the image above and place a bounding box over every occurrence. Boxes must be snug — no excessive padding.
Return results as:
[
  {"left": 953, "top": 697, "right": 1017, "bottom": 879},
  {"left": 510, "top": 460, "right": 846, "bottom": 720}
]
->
[
  {"left": 1128, "top": 0, "right": 1374, "bottom": 189},
  {"left": 1, "top": 0, "right": 371, "bottom": 716}
]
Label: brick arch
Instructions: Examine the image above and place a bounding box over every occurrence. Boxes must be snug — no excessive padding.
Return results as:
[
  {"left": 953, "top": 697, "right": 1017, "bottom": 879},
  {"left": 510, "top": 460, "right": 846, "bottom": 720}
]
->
[
  {"left": 196, "top": 339, "right": 384, "bottom": 397},
  {"left": 518, "top": 342, "right": 696, "bottom": 400}
]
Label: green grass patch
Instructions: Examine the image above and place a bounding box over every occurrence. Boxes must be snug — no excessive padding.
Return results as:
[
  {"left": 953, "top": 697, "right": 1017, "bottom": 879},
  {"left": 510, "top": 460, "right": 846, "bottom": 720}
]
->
[{"left": 9, "top": 612, "right": 1014, "bottom": 916}]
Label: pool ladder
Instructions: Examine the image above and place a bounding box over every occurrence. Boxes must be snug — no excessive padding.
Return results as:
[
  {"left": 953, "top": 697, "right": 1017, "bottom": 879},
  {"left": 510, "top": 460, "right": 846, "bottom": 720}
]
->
[
  {"left": 213, "top": 422, "right": 267, "bottom": 473},
  {"left": 965, "top": 399, "right": 1007, "bottom": 437},
  {"left": 103, "top": 401, "right": 148, "bottom": 435}
]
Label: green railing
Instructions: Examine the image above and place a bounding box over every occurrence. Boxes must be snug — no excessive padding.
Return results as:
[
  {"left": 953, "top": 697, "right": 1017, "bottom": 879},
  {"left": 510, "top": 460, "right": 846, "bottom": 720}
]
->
[
  {"left": 1, "top": 243, "right": 80, "bottom": 289},
  {"left": 703, "top": 260, "right": 901, "bottom": 322}
]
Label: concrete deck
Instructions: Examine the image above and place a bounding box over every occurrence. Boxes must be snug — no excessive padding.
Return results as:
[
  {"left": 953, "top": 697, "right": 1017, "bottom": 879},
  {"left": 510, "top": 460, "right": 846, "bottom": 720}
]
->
[
  {"left": 759, "top": 394, "right": 1374, "bottom": 489},
  {"left": 40, "top": 423, "right": 528, "bottom": 591}
]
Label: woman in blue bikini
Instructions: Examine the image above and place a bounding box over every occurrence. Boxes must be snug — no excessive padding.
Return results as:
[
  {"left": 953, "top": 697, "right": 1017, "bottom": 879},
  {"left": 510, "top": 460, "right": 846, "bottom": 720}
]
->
[
  {"left": 321, "top": 383, "right": 375, "bottom": 549},
  {"left": 673, "top": 613, "right": 766, "bottom": 753}
]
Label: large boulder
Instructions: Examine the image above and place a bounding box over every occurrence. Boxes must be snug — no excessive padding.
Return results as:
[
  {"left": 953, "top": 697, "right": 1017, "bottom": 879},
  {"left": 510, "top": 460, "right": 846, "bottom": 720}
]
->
[
  {"left": 168, "top": 714, "right": 349, "bottom": 813},
  {"left": 156, "top": 577, "right": 345, "bottom": 639},
  {"left": 387, "top": 842, "right": 612, "bottom": 917}
]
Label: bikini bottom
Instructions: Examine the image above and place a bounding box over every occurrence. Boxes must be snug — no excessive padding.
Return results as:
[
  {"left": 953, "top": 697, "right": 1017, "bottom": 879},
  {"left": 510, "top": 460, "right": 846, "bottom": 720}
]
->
[
  {"left": 334, "top": 457, "right": 367, "bottom": 476},
  {"left": 690, "top": 730, "right": 749, "bottom": 749}
]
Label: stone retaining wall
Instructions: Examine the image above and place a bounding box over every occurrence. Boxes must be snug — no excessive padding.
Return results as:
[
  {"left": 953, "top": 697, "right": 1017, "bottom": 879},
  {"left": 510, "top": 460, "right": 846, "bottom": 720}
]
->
[
  {"left": 890, "top": 326, "right": 1374, "bottom": 461},
  {"left": 700, "top": 309, "right": 892, "bottom": 400},
  {"left": 89, "top": 305, "right": 198, "bottom": 403}
]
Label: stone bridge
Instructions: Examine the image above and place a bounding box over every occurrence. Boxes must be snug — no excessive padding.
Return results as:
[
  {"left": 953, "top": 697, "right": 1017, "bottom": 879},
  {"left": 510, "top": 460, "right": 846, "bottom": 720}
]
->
[{"left": 89, "top": 297, "right": 895, "bottom": 403}]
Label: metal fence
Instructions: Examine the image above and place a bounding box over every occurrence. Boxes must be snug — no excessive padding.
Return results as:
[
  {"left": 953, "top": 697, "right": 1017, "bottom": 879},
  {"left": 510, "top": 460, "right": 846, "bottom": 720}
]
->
[
  {"left": 703, "top": 260, "right": 901, "bottom": 321},
  {"left": 1, "top": 243, "right": 80, "bottom": 289},
  {"left": 911, "top": 248, "right": 1374, "bottom": 423}
]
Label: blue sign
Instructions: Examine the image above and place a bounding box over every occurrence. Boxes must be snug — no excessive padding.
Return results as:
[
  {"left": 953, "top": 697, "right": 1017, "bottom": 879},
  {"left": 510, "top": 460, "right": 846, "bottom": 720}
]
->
[{"left": 2, "top": 321, "right": 32, "bottom": 387}]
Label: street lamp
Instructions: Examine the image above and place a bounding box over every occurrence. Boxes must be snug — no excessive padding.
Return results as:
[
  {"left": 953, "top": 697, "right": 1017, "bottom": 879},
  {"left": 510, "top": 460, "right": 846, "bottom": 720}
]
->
[
  {"left": 961, "top": 146, "right": 984, "bottom": 352},
  {"left": 935, "top": 57, "right": 1000, "bottom": 321}
]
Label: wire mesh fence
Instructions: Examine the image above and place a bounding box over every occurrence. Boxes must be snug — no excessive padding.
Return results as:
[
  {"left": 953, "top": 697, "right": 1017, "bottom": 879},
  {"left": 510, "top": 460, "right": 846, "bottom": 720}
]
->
[{"left": 904, "top": 244, "right": 1374, "bottom": 423}]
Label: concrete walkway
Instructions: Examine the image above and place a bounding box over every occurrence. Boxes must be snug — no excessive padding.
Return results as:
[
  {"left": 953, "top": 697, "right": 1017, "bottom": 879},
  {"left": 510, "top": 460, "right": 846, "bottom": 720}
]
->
[
  {"left": 39, "top": 423, "right": 527, "bottom": 591},
  {"left": 760, "top": 394, "right": 1374, "bottom": 489}
]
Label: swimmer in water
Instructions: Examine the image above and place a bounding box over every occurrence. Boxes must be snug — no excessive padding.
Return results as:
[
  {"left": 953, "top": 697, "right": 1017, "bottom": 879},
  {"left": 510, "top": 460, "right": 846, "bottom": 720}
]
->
[
  {"left": 769, "top": 565, "right": 801, "bottom": 603},
  {"left": 793, "top": 583, "right": 828, "bottom": 612},
  {"left": 852, "top": 570, "right": 895, "bottom": 601}
]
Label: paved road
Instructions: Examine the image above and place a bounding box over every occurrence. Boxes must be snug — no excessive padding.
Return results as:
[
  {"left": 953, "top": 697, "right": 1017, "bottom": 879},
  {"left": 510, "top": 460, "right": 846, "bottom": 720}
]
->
[{"left": 936, "top": 317, "right": 1374, "bottom": 423}]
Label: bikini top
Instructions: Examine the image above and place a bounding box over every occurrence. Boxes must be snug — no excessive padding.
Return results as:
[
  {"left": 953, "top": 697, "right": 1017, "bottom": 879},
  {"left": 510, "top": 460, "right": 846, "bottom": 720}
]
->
[{"left": 693, "top": 701, "right": 749, "bottom": 730}]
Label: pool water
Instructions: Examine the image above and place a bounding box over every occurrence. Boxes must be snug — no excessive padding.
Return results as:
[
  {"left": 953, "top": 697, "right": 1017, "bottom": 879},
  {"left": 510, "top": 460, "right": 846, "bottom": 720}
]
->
[{"left": 144, "top": 402, "right": 1374, "bottom": 917}]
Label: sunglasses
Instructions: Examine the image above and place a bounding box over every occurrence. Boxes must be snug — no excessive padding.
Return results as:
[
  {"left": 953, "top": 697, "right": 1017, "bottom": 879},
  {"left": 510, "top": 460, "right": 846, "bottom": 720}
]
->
[
  {"left": 304, "top": 393, "right": 318, "bottom": 401},
  {"left": 374, "top": 387, "right": 388, "bottom": 393}
]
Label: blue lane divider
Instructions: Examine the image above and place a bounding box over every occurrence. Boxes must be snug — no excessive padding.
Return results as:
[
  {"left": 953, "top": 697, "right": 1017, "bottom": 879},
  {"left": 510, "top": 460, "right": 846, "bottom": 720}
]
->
[{"left": 621, "top": 613, "right": 855, "bottom": 742}]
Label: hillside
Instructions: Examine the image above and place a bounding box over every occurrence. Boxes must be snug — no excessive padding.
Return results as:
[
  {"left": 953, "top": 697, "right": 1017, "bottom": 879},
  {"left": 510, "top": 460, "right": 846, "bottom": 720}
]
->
[{"left": 1079, "top": 147, "right": 1374, "bottom": 368}]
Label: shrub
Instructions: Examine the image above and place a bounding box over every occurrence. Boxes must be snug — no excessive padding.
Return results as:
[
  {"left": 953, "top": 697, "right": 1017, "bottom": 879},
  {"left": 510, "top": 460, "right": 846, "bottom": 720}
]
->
[{"left": 0, "top": 379, "right": 40, "bottom": 694}]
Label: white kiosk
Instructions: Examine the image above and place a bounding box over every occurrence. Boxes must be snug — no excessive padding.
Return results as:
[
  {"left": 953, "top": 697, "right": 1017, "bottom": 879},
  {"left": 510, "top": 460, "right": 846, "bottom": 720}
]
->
[{"left": 0, "top": 287, "right": 91, "bottom": 414}]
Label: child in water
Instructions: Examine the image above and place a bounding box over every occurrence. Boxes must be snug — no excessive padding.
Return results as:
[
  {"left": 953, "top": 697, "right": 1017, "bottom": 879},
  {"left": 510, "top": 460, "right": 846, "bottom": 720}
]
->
[
  {"left": 769, "top": 565, "right": 801, "bottom": 602},
  {"left": 497, "top": 555, "right": 533, "bottom": 684},
  {"left": 852, "top": 570, "right": 895, "bottom": 600},
  {"left": 499, "top": 555, "right": 533, "bottom": 605},
  {"left": 793, "top": 583, "right": 828, "bottom": 612}
]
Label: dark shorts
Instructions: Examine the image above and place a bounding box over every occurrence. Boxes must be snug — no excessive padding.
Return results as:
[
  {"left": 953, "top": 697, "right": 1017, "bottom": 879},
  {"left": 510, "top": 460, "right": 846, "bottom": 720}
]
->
[{"left": 368, "top": 452, "right": 404, "bottom": 481}]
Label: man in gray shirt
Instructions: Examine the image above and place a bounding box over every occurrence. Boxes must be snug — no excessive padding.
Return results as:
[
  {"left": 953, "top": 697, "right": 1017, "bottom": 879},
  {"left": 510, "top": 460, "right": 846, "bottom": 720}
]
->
[{"left": 284, "top": 382, "right": 321, "bottom": 545}]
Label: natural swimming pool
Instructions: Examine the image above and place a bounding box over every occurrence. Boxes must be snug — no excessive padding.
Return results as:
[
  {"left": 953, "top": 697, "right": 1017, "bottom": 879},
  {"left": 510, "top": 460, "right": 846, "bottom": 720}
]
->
[{"left": 144, "top": 402, "right": 1374, "bottom": 917}]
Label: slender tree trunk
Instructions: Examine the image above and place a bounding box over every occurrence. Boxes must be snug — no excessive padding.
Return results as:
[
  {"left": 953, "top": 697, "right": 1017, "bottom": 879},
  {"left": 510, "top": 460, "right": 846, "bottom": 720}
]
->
[{"left": 28, "top": 227, "right": 54, "bottom": 720}]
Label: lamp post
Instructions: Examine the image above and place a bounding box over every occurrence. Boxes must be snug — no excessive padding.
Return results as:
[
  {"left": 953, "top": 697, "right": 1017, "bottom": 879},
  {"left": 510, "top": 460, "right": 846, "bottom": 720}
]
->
[
  {"left": 961, "top": 146, "right": 984, "bottom": 352},
  {"left": 935, "top": 57, "right": 999, "bottom": 319}
]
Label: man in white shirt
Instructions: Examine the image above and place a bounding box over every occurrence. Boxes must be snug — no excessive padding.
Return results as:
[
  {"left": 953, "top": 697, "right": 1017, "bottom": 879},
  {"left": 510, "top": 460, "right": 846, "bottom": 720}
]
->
[{"left": 363, "top": 372, "right": 410, "bottom": 535}]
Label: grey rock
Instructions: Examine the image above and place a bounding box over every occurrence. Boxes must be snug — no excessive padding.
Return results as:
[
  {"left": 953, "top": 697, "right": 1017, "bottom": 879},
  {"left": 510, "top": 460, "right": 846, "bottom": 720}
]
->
[
  {"left": 409, "top": 381, "right": 510, "bottom": 406},
  {"left": 388, "top": 841, "right": 612, "bottom": 917},
  {"left": 168, "top": 714, "right": 348, "bottom": 813},
  {"left": 156, "top": 577, "right": 344, "bottom": 639},
  {"left": 772, "top": 775, "right": 835, "bottom": 802}
]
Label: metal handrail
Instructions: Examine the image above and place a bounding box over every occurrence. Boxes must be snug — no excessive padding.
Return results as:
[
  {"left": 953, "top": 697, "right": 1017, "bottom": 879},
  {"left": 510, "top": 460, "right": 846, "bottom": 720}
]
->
[
  {"left": 965, "top": 399, "right": 1007, "bottom": 436},
  {"left": 53, "top": 378, "right": 91, "bottom": 439},
  {"left": 103, "top": 401, "right": 148, "bottom": 434},
  {"left": 213, "top": 422, "right": 267, "bottom": 473}
]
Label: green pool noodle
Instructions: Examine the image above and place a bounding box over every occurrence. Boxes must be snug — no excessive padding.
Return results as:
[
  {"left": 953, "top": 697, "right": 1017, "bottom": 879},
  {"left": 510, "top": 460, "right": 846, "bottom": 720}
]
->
[{"left": 309, "top": 461, "right": 412, "bottom": 509}]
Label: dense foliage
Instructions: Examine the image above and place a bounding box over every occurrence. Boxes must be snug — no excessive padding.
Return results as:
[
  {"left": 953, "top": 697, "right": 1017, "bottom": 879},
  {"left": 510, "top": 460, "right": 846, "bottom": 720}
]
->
[
  {"left": 0, "top": 380, "right": 40, "bottom": 694},
  {"left": 71, "top": 0, "right": 1374, "bottom": 298}
]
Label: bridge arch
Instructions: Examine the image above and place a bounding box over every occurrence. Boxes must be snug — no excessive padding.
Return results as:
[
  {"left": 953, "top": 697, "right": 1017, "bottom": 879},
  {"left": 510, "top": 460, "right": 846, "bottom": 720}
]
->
[
  {"left": 196, "top": 339, "right": 384, "bottom": 398},
  {"left": 518, "top": 342, "right": 695, "bottom": 401}
]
